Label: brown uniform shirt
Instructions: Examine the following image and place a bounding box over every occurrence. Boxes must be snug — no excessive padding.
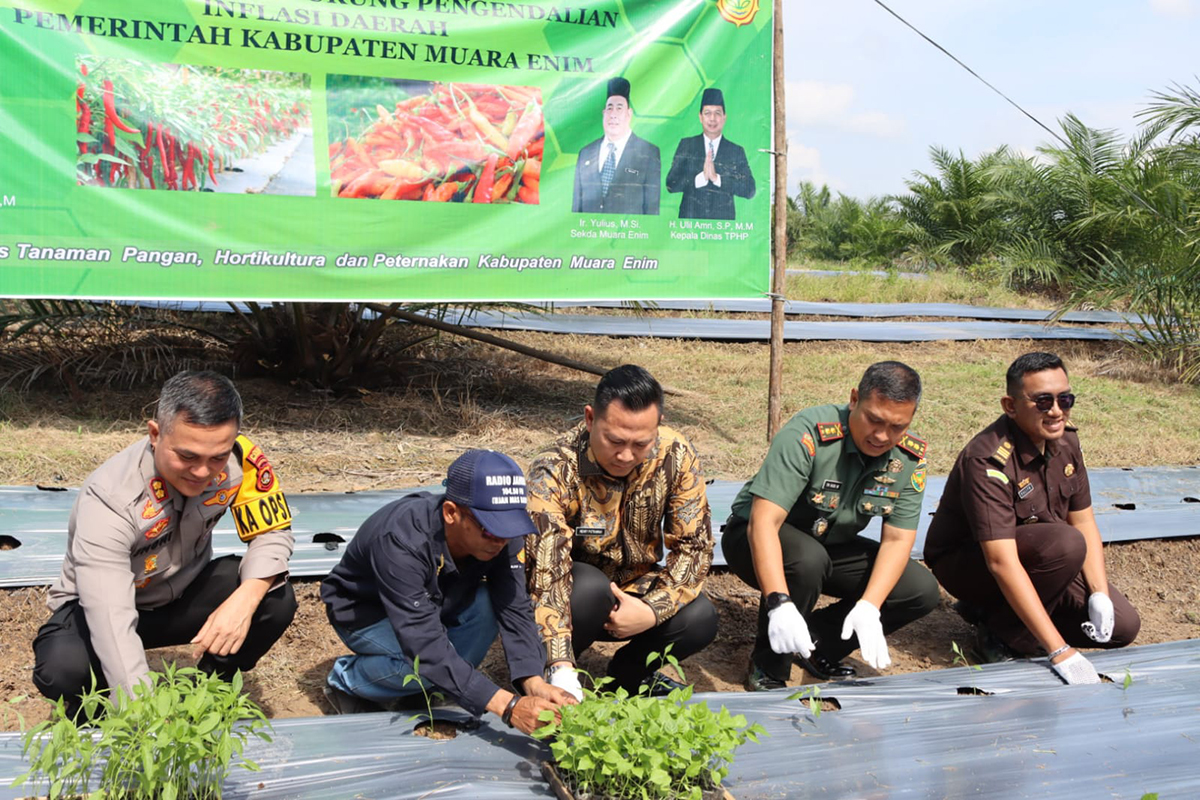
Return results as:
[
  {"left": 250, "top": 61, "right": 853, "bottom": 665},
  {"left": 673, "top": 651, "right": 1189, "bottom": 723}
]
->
[
  {"left": 525, "top": 422, "right": 713, "bottom": 664},
  {"left": 48, "top": 435, "right": 294, "bottom": 695},
  {"left": 924, "top": 414, "right": 1091, "bottom": 566}
]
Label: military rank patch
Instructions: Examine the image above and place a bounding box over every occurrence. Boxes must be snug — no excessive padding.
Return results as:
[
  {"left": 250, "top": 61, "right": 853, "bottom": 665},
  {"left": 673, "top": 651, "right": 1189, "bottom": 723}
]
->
[
  {"left": 1065, "top": 463, "right": 1075, "bottom": 477},
  {"left": 985, "top": 469, "right": 1010, "bottom": 485},
  {"left": 911, "top": 466, "right": 927, "bottom": 493},
  {"left": 141, "top": 499, "right": 161, "bottom": 520},
  {"left": 800, "top": 432, "right": 816, "bottom": 457},
  {"left": 816, "top": 422, "right": 844, "bottom": 442},
  {"left": 149, "top": 477, "right": 169, "bottom": 502},
  {"left": 989, "top": 441, "right": 1014, "bottom": 467},
  {"left": 144, "top": 517, "right": 169, "bottom": 540},
  {"left": 897, "top": 433, "right": 927, "bottom": 459},
  {"left": 143, "top": 555, "right": 158, "bottom": 574}
]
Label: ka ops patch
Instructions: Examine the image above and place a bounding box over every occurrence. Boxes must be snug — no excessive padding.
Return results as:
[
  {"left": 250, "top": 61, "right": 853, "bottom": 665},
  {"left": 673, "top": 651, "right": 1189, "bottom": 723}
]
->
[{"left": 230, "top": 435, "right": 292, "bottom": 542}]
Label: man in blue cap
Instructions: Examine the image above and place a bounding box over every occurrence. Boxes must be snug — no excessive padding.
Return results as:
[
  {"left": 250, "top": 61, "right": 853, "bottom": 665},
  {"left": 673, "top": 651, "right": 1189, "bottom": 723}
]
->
[
  {"left": 572, "top": 76, "right": 661, "bottom": 215},
  {"left": 321, "top": 449, "right": 576, "bottom": 734},
  {"left": 666, "top": 87, "right": 756, "bottom": 220}
]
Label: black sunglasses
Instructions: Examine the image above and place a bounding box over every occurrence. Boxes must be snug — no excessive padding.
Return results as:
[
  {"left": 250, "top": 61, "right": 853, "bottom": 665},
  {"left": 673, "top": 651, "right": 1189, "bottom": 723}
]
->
[{"left": 1025, "top": 392, "right": 1076, "bottom": 412}]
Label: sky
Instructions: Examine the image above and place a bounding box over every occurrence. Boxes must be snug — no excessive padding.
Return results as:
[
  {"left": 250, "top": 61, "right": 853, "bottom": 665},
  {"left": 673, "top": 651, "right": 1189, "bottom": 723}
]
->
[{"left": 783, "top": 0, "right": 1200, "bottom": 199}]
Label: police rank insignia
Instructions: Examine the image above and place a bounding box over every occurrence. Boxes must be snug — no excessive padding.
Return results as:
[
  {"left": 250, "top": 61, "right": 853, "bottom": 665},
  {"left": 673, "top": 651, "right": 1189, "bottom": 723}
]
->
[
  {"left": 887, "top": 458, "right": 903, "bottom": 473},
  {"left": 800, "top": 432, "right": 816, "bottom": 457},
  {"left": 149, "top": 477, "right": 169, "bottom": 502},
  {"left": 812, "top": 518, "right": 829, "bottom": 537},
  {"left": 1065, "top": 463, "right": 1075, "bottom": 477},
  {"left": 816, "top": 422, "right": 844, "bottom": 442}
]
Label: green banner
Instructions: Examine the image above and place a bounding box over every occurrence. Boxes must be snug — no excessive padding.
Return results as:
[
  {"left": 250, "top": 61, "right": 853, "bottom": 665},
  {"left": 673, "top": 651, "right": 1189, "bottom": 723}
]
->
[{"left": 0, "top": 0, "right": 771, "bottom": 301}]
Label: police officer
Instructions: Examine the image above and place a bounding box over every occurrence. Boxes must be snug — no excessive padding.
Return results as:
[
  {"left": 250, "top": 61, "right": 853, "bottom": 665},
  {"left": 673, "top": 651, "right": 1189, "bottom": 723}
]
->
[
  {"left": 723, "top": 361, "right": 940, "bottom": 690},
  {"left": 924, "top": 352, "right": 1140, "bottom": 684},
  {"left": 33, "top": 371, "right": 296, "bottom": 717},
  {"left": 321, "top": 449, "right": 576, "bottom": 734}
]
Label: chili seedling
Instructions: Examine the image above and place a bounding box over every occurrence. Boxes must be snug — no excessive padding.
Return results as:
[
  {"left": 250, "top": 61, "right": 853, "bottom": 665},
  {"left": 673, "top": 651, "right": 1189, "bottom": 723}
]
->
[{"left": 952, "top": 640, "right": 983, "bottom": 671}]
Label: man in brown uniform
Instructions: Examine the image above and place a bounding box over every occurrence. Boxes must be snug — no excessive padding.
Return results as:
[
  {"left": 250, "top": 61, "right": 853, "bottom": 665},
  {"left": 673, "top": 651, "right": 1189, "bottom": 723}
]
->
[
  {"left": 525, "top": 365, "right": 716, "bottom": 699},
  {"left": 924, "top": 352, "right": 1140, "bottom": 684},
  {"left": 33, "top": 371, "right": 296, "bottom": 716}
]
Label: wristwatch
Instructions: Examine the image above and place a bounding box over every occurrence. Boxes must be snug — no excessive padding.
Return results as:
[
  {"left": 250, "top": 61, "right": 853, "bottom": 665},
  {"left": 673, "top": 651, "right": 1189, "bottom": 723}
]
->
[{"left": 765, "top": 592, "right": 792, "bottom": 612}]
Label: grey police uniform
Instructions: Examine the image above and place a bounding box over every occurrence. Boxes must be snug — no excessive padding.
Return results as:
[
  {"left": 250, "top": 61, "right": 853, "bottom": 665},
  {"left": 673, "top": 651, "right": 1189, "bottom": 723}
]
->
[{"left": 35, "top": 435, "right": 295, "bottom": 705}]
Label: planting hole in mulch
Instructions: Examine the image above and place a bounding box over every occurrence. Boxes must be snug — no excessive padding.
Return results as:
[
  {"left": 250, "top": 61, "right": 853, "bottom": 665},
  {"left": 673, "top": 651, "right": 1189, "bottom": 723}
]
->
[
  {"left": 798, "top": 697, "right": 842, "bottom": 713},
  {"left": 312, "top": 532, "right": 345, "bottom": 551},
  {"left": 1113, "top": 503, "right": 1137, "bottom": 510},
  {"left": 541, "top": 761, "right": 736, "bottom": 800},
  {"left": 956, "top": 686, "right": 994, "bottom": 696},
  {"left": 0, "top": 536, "right": 21, "bottom": 550},
  {"left": 413, "top": 719, "right": 460, "bottom": 740},
  {"left": 1098, "top": 673, "right": 1116, "bottom": 684}
]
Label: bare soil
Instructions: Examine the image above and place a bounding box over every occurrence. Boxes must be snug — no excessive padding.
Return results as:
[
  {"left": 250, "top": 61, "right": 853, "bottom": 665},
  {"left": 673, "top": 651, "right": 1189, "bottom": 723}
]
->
[{"left": 1, "top": 334, "right": 1198, "bottom": 730}]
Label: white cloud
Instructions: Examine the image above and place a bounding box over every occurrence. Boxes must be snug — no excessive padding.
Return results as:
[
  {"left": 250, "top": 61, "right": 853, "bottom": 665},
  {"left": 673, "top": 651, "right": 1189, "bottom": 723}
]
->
[
  {"left": 784, "top": 142, "right": 839, "bottom": 193},
  {"left": 786, "top": 80, "right": 906, "bottom": 137},
  {"left": 1150, "top": 0, "right": 1196, "bottom": 17}
]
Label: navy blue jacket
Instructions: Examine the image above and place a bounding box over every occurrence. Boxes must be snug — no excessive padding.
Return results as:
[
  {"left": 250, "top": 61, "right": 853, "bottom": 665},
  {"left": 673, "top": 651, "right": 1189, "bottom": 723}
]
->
[{"left": 321, "top": 492, "right": 546, "bottom": 716}]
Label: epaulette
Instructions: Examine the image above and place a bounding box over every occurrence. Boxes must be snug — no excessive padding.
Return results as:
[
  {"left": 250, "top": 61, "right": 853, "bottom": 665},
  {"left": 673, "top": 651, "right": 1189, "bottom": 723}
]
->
[
  {"left": 816, "top": 422, "right": 843, "bottom": 442},
  {"left": 988, "top": 439, "right": 1014, "bottom": 467},
  {"left": 897, "top": 432, "right": 927, "bottom": 459}
]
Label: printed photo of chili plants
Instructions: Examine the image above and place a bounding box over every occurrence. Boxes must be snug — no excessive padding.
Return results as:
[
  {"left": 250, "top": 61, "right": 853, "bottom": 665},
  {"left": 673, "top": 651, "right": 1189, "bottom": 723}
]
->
[
  {"left": 75, "top": 57, "right": 313, "bottom": 195},
  {"left": 326, "top": 75, "right": 542, "bottom": 203}
]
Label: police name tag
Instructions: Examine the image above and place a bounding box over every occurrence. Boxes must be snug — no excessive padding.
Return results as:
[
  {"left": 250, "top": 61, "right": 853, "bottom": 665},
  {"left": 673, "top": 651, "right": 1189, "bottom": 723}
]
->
[{"left": 575, "top": 526, "right": 606, "bottom": 537}]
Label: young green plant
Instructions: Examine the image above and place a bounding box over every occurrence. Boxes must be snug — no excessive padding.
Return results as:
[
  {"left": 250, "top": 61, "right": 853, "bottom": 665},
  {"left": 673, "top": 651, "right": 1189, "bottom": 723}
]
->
[
  {"left": 402, "top": 654, "right": 445, "bottom": 729},
  {"left": 951, "top": 641, "right": 983, "bottom": 671},
  {"left": 14, "top": 664, "right": 271, "bottom": 800},
  {"left": 787, "top": 684, "right": 825, "bottom": 720},
  {"left": 533, "top": 649, "right": 765, "bottom": 800}
]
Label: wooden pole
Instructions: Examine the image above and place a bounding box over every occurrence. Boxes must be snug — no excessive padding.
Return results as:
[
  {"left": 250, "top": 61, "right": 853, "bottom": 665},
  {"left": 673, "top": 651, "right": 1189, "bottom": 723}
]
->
[{"left": 767, "top": 0, "right": 788, "bottom": 441}]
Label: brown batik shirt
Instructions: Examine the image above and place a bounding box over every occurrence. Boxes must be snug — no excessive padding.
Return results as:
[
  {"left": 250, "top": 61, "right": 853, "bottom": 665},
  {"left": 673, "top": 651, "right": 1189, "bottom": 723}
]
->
[
  {"left": 525, "top": 422, "right": 714, "bottom": 664},
  {"left": 924, "top": 414, "right": 1092, "bottom": 566}
]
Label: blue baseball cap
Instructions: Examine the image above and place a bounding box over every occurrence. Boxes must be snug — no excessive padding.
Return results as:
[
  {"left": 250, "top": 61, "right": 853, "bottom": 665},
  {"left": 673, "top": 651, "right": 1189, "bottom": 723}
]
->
[{"left": 445, "top": 449, "right": 536, "bottom": 539}]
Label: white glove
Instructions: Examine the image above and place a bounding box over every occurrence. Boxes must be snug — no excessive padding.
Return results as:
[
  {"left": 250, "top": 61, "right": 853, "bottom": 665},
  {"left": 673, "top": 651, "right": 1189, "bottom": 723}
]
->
[
  {"left": 548, "top": 665, "right": 583, "bottom": 701},
  {"left": 1081, "top": 592, "right": 1115, "bottom": 643},
  {"left": 1050, "top": 651, "right": 1101, "bottom": 685},
  {"left": 840, "top": 599, "right": 892, "bottom": 670},
  {"left": 767, "top": 602, "right": 814, "bottom": 658}
]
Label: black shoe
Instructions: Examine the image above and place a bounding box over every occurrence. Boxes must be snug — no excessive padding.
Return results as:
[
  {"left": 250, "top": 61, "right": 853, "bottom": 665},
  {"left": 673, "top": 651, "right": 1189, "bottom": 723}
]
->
[
  {"left": 972, "top": 625, "right": 1020, "bottom": 664},
  {"left": 795, "top": 651, "right": 857, "bottom": 680},
  {"left": 323, "top": 683, "right": 384, "bottom": 715},
  {"left": 744, "top": 659, "right": 788, "bottom": 692},
  {"left": 640, "top": 671, "right": 688, "bottom": 697}
]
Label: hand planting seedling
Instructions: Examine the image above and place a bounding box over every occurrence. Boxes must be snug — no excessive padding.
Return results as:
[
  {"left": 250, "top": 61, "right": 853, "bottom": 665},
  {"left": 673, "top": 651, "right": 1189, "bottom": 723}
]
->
[
  {"left": 14, "top": 664, "right": 271, "bottom": 800},
  {"left": 533, "top": 650, "right": 765, "bottom": 800}
]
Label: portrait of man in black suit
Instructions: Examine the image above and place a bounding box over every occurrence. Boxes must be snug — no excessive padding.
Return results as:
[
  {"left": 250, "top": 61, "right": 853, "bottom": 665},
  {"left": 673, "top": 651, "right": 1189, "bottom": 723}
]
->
[
  {"left": 572, "top": 77, "right": 660, "bottom": 216},
  {"left": 665, "top": 88, "right": 756, "bottom": 220}
]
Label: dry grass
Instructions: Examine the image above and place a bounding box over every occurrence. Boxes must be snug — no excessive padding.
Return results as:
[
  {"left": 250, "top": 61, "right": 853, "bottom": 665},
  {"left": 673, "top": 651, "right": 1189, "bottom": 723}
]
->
[{"left": 1, "top": 333, "right": 1197, "bottom": 491}]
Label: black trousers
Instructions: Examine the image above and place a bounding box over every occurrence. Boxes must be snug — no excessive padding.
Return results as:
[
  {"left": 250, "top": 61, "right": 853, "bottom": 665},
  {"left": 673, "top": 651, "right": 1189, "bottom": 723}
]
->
[
  {"left": 930, "top": 522, "right": 1140, "bottom": 655},
  {"left": 568, "top": 562, "right": 718, "bottom": 693},
  {"left": 33, "top": 555, "right": 296, "bottom": 717},
  {"left": 723, "top": 516, "right": 940, "bottom": 680}
]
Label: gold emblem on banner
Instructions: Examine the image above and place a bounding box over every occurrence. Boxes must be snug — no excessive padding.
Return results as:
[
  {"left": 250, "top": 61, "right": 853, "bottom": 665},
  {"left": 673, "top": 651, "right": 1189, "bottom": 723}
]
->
[{"left": 717, "top": 0, "right": 760, "bottom": 27}]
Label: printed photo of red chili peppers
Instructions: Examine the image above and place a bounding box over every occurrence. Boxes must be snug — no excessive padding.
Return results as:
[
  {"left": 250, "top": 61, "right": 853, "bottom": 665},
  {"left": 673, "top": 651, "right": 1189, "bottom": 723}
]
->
[
  {"left": 75, "top": 57, "right": 312, "bottom": 194},
  {"left": 327, "top": 76, "right": 542, "bottom": 204}
]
